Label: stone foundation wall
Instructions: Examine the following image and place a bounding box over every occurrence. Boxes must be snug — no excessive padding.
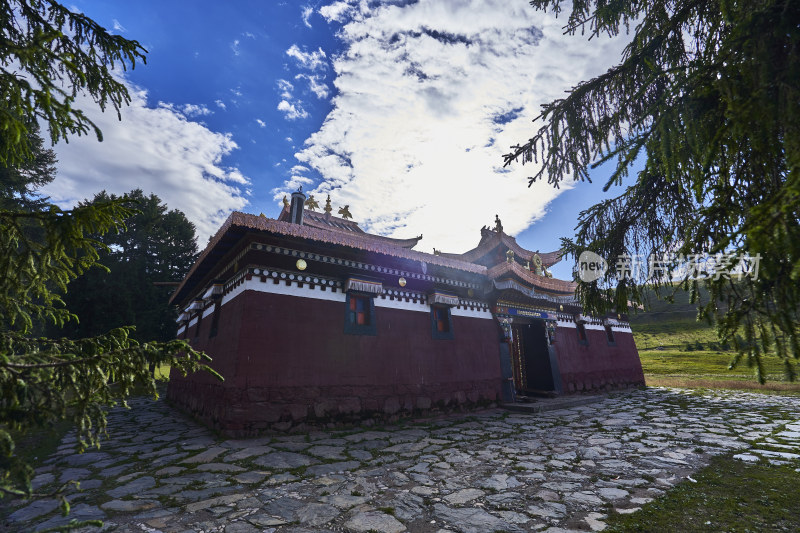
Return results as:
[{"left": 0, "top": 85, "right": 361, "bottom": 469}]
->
[{"left": 166, "top": 378, "right": 500, "bottom": 435}]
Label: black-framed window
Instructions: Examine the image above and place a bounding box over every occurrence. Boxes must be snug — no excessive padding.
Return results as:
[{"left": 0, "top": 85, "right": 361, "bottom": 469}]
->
[
  {"left": 605, "top": 325, "right": 616, "bottom": 346},
  {"left": 344, "top": 292, "right": 377, "bottom": 336},
  {"left": 576, "top": 322, "right": 589, "bottom": 345},
  {"left": 430, "top": 305, "right": 454, "bottom": 340}
]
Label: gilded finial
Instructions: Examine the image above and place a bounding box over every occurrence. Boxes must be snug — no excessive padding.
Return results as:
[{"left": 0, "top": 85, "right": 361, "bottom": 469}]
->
[
  {"left": 506, "top": 249, "right": 514, "bottom": 263},
  {"left": 259, "top": 212, "right": 266, "bottom": 218},
  {"left": 531, "top": 253, "right": 543, "bottom": 275},
  {"left": 282, "top": 195, "right": 289, "bottom": 208},
  {"left": 433, "top": 248, "right": 441, "bottom": 256},
  {"left": 338, "top": 205, "right": 353, "bottom": 220},
  {"left": 324, "top": 194, "right": 332, "bottom": 214},
  {"left": 305, "top": 195, "right": 320, "bottom": 211}
]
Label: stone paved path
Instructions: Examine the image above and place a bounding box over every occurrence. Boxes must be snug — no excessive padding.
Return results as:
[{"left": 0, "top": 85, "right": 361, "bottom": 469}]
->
[{"left": 4, "top": 387, "right": 800, "bottom": 532}]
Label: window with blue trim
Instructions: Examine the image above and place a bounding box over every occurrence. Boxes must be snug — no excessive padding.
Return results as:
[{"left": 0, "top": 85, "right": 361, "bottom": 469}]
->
[
  {"left": 344, "top": 293, "right": 377, "bottom": 335},
  {"left": 431, "top": 305, "right": 454, "bottom": 340}
]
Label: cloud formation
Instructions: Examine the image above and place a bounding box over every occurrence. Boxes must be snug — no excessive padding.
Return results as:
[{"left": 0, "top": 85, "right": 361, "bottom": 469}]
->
[
  {"left": 285, "top": 44, "right": 328, "bottom": 72},
  {"left": 43, "top": 80, "right": 249, "bottom": 242},
  {"left": 301, "top": 5, "right": 314, "bottom": 28},
  {"left": 280, "top": 0, "right": 630, "bottom": 252},
  {"left": 295, "top": 73, "right": 329, "bottom": 99},
  {"left": 277, "top": 99, "right": 309, "bottom": 120}
]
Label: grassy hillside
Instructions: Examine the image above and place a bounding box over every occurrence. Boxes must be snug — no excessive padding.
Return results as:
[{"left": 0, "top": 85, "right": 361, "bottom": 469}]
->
[{"left": 628, "top": 286, "right": 799, "bottom": 390}]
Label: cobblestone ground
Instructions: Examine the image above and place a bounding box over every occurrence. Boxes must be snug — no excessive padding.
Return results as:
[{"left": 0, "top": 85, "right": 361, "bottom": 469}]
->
[{"left": 5, "top": 388, "right": 800, "bottom": 533}]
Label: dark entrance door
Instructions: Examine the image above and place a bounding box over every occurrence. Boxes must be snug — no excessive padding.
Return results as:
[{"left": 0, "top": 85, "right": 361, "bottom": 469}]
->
[{"left": 511, "top": 320, "right": 555, "bottom": 393}]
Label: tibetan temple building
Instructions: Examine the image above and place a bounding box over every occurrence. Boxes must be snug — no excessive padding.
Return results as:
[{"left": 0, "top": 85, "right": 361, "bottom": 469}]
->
[{"left": 168, "top": 190, "right": 644, "bottom": 432}]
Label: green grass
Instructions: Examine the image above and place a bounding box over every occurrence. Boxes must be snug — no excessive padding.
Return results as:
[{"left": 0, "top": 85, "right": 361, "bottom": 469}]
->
[
  {"left": 154, "top": 363, "right": 172, "bottom": 381},
  {"left": 605, "top": 454, "right": 800, "bottom": 532},
  {"left": 629, "top": 286, "right": 800, "bottom": 390}
]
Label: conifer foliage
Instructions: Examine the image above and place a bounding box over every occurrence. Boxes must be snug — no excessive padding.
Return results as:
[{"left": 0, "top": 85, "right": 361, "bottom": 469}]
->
[
  {"left": 0, "top": 0, "right": 218, "bottom": 510},
  {"left": 505, "top": 0, "right": 800, "bottom": 380}
]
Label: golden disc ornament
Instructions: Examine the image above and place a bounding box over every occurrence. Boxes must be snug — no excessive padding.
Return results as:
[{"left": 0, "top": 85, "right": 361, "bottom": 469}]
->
[
  {"left": 398, "top": 277, "right": 407, "bottom": 287},
  {"left": 296, "top": 259, "right": 307, "bottom": 271}
]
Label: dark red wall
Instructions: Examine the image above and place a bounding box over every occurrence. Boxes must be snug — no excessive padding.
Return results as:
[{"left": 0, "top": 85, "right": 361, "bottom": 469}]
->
[
  {"left": 168, "top": 288, "right": 502, "bottom": 432},
  {"left": 554, "top": 326, "right": 645, "bottom": 392}
]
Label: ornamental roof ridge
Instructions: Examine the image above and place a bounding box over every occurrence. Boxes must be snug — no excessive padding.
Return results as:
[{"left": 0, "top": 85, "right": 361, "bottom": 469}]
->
[
  {"left": 486, "top": 260, "right": 577, "bottom": 295},
  {"left": 171, "top": 211, "right": 483, "bottom": 306},
  {"left": 441, "top": 229, "right": 563, "bottom": 268},
  {"left": 279, "top": 207, "right": 422, "bottom": 249}
]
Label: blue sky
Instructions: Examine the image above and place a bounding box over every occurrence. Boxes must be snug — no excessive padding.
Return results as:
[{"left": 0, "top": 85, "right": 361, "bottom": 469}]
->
[{"left": 45, "top": 0, "right": 633, "bottom": 279}]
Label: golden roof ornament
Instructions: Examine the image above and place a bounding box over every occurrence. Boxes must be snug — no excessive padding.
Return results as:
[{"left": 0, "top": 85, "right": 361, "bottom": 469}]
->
[
  {"left": 338, "top": 205, "right": 353, "bottom": 219},
  {"left": 494, "top": 214, "right": 503, "bottom": 233},
  {"left": 305, "top": 194, "right": 319, "bottom": 211},
  {"left": 532, "top": 253, "right": 544, "bottom": 275},
  {"left": 282, "top": 195, "right": 289, "bottom": 208},
  {"left": 324, "top": 194, "right": 332, "bottom": 214},
  {"left": 506, "top": 249, "right": 515, "bottom": 262}
]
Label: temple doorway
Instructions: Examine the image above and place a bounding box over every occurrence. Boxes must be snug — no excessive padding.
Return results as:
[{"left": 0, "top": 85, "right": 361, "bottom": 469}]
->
[{"left": 511, "top": 319, "right": 556, "bottom": 394}]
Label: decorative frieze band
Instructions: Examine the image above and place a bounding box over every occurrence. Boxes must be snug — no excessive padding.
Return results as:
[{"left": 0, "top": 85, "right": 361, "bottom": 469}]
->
[{"left": 249, "top": 242, "right": 482, "bottom": 290}]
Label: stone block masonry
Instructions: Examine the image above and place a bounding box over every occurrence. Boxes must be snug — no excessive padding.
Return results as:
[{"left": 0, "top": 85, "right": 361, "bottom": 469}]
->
[{"left": 8, "top": 387, "right": 800, "bottom": 532}]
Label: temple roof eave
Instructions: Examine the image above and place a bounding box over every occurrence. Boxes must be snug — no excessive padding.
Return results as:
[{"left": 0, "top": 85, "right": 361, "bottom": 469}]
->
[
  {"left": 486, "top": 260, "right": 577, "bottom": 295},
  {"left": 171, "top": 211, "right": 482, "bottom": 307},
  {"left": 441, "top": 229, "right": 563, "bottom": 268}
]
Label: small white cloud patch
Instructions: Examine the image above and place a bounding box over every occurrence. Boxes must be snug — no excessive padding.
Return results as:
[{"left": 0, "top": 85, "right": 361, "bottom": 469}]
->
[
  {"left": 295, "top": 73, "right": 329, "bottom": 99},
  {"left": 286, "top": 44, "right": 327, "bottom": 71},
  {"left": 277, "top": 100, "right": 309, "bottom": 120},
  {"left": 180, "top": 103, "right": 213, "bottom": 117},
  {"left": 301, "top": 5, "right": 314, "bottom": 28}
]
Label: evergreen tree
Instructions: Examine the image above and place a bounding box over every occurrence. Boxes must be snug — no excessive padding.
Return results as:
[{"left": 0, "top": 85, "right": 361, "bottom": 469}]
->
[
  {"left": 505, "top": 0, "right": 800, "bottom": 380},
  {"left": 59, "top": 190, "right": 199, "bottom": 343},
  {"left": 0, "top": 124, "right": 57, "bottom": 212},
  {"left": 0, "top": 0, "right": 219, "bottom": 512}
]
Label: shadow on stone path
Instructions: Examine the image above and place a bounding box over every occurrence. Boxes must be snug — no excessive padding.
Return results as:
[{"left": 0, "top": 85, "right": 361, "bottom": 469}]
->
[{"left": 3, "top": 387, "right": 800, "bottom": 533}]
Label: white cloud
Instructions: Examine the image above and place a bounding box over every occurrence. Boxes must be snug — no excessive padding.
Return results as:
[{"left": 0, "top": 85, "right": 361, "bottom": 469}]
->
[
  {"left": 231, "top": 39, "right": 241, "bottom": 56},
  {"left": 295, "top": 73, "right": 329, "bottom": 99},
  {"left": 256, "top": 118, "right": 267, "bottom": 128},
  {"left": 272, "top": 175, "right": 313, "bottom": 201},
  {"left": 112, "top": 19, "right": 126, "bottom": 33},
  {"left": 289, "top": 0, "right": 630, "bottom": 252},
  {"left": 276, "top": 79, "right": 294, "bottom": 99},
  {"left": 180, "top": 103, "right": 213, "bottom": 117},
  {"left": 301, "top": 5, "right": 314, "bottom": 28},
  {"left": 214, "top": 99, "right": 227, "bottom": 110},
  {"left": 318, "top": 1, "right": 351, "bottom": 22},
  {"left": 42, "top": 79, "right": 249, "bottom": 242},
  {"left": 285, "top": 44, "right": 327, "bottom": 71},
  {"left": 243, "top": 31, "right": 256, "bottom": 39},
  {"left": 277, "top": 99, "right": 309, "bottom": 120}
]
